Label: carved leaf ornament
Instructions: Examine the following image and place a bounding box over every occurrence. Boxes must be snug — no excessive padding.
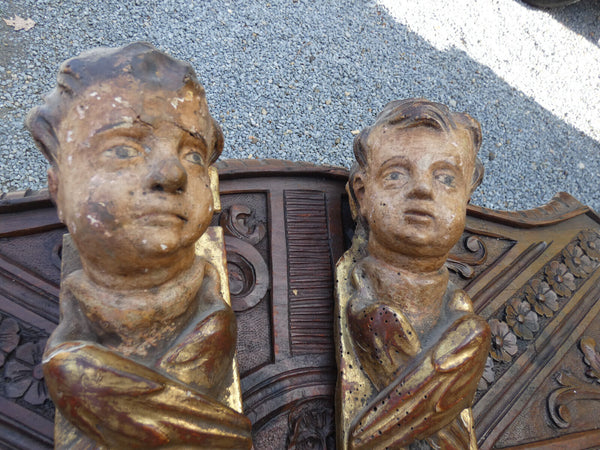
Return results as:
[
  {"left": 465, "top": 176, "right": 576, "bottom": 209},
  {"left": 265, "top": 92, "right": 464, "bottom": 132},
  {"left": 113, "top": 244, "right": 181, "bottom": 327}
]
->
[
  {"left": 547, "top": 337, "right": 600, "bottom": 428},
  {"left": 0, "top": 316, "right": 20, "bottom": 366},
  {"left": 580, "top": 336, "right": 600, "bottom": 382}
]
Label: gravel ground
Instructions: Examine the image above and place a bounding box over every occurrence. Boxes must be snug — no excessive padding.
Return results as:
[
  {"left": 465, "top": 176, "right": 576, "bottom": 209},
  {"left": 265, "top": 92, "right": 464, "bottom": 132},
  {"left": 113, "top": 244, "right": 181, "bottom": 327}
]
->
[{"left": 0, "top": 0, "right": 598, "bottom": 211}]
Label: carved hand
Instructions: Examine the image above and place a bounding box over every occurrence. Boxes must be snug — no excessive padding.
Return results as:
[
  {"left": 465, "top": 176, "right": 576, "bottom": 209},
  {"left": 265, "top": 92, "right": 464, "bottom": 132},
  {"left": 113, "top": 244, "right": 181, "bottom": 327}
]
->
[
  {"left": 348, "top": 299, "right": 422, "bottom": 390},
  {"left": 157, "top": 307, "right": 237, "bottom": 393}
]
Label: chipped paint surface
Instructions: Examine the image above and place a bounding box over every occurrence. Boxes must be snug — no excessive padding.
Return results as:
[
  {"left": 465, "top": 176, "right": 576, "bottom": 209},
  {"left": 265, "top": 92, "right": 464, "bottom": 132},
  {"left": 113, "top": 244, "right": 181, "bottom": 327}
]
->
[
  {"left": 86, "top": 214, "right": 100, "bottom": 226},
  {"left": 170, "top": 97, "right": 185, "bottom": 109}
]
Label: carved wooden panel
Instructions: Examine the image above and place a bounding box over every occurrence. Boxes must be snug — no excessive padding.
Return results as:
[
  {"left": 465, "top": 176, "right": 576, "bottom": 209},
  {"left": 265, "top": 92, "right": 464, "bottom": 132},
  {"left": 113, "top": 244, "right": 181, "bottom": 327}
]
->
[
  {"left": 1, "top": 161, "right": 600, "bottom": 449},
  {"left": 216, "top": 160, "right": 347, "bottom": 449},
  {"left": 470, "top": 216, "right": 600, "bottom": 449},
  {"left": 0, "top": 190, "right": 61, "bottom": 449}
]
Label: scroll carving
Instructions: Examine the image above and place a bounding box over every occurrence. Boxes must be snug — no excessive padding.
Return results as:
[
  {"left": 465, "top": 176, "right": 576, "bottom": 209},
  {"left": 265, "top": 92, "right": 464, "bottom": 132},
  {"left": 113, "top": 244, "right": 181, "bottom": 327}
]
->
[
  {"left": 221, "top": 204, "right": 267, "bottom": 245},
  {"left": 221, "top": 204, "right": 269, "bottom": 312},
  {"left": 225, "top": 236, "right": 269, "bottom": 312},
  {"left": 547, "top": 337, "right": 600, "bottom": 428},
  {"left": 447, "top": 235, "right": 488, "bottom": 279}
]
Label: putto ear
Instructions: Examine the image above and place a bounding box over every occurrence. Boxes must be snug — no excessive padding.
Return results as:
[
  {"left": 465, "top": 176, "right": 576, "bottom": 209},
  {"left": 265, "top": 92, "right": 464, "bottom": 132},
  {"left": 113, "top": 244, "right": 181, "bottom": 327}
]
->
[
  {"left": 47, "top": 166, "right": 59, "bottom": 200},
  {"left": 209, "top": 166, "right": 221, "bottom": 213},
  {"left": 470, "top": 157, "right": 485, "bottom": 196},
  {"left": 352, "top": 174, "right": 365, "bottom": 218},
  {"left": 346, "top": 183, "right": 358, "bottom": 222}
]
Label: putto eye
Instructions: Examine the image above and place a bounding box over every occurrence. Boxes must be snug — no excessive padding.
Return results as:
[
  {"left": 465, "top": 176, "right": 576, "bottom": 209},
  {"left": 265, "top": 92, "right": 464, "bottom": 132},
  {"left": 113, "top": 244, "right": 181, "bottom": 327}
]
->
[
  {"left": 105, "top": 145, "right": 140, "bottom": 159},
  {"left": 184, "top": 151, "right": 204, "bottom": 166},
  {"left": 383, "top": 169, "right": 408, "bottom": 182},
  {"left": 435, "top": 172, "right": 456, "bottom": 187}
]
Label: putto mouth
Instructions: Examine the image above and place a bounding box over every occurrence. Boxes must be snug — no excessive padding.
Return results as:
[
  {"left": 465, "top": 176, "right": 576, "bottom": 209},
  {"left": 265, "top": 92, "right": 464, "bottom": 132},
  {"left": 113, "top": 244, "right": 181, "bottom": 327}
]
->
[
  {"left": 404, "top": 209, "right": 434, "bottom": 218},
  {"left": 137, "top": 212, "right": 188, "bottom": 224}
]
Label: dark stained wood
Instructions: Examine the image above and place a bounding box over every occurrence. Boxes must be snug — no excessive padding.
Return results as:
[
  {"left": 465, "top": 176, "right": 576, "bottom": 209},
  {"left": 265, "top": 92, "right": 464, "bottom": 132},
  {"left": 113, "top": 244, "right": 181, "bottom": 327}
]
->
[{"left": 1, "top": 160, "right": 600, "bottom": 449}]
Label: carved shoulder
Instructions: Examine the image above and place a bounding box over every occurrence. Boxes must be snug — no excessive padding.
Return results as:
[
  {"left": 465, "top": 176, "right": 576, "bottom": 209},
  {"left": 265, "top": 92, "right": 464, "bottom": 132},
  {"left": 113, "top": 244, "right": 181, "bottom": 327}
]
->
[
  {"left": 156, "top": 264, "right": 237, "bottom": 394},
  {"left": 45, "top": 282, "right": 96, "bottom": 356},
  {"left": 447, "top": 285, "right": 474, "bottom": 314}
]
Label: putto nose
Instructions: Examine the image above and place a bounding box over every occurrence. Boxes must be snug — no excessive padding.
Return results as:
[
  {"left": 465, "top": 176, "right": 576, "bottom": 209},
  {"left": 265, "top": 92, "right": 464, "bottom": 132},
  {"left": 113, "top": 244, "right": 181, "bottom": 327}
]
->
[
  {"left": 148, "top": 158, "right": 187, "bottom": 194},
  {"left": 407, "top": 177, "right": 434, "bottom": 200}
]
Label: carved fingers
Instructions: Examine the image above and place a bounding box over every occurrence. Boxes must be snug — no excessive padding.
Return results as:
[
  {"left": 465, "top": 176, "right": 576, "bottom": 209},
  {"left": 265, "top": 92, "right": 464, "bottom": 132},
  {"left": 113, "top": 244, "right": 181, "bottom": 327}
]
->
[
  {"left": 349, "top": 357, "right": 440, "bottom": 449},
  {"left": 349, "top": 366, "right": 474, "bottom": 450},
  {"left": 348, "top": 299, "right": 421, "bottom": 390}
]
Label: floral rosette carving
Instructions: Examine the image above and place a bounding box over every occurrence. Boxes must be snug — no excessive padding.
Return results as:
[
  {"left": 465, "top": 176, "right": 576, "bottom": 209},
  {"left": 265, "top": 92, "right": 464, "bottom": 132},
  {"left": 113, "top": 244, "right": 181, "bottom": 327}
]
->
[
  {"left": 485, "top": 231, "right": 599, "bottom": 392},
  {"left": 505, "top": 298, "right": 539, "bottom": 340},
  {"left": 562, "top": 242, "right": 597, "bottom": 278},
  {"left": 4, "top": 339, "right": 49, "bottom": 405},
  {"left": 489, "top": 319, "right": 518, "bottom": 362},
  {"left": 580, "top": 230, "right": 600, "bottom": 261},
  {"left": 523, "top": 278, "right": 559, "bottom": 318},
  {"left": 0, "top": 315, "right": 49, "bottom": 406},
  {"left": 544, "top": 261, "right": 576, "bottom": 297}
]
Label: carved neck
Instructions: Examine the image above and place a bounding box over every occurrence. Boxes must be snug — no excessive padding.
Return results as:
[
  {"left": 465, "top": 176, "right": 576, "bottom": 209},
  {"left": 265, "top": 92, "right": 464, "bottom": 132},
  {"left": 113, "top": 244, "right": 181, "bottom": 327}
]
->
[
  {"left": 64, "top": 256, "right": 207, "bottom": 357},
  {"left": 366, "top": 238, "right": 449, "bottom": 274},
  {"left": 80, "top": 247, "right": 196, "bottom": 290},
  {"left": 361, "top": 254, "right": 449, "bottom": 336}
]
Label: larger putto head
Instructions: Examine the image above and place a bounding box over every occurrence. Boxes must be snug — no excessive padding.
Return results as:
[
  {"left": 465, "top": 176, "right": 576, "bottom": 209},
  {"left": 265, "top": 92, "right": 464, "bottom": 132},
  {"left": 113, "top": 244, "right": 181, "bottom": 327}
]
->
[{"left": 27, "top": 42, "right": 224, "bottom": 285}]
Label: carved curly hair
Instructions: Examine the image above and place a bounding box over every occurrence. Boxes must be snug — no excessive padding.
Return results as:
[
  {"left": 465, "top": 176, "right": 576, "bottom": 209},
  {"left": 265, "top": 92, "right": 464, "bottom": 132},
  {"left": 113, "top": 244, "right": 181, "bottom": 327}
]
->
[{"left": 26, "top": 42, "right": 223, "bottom": 167}]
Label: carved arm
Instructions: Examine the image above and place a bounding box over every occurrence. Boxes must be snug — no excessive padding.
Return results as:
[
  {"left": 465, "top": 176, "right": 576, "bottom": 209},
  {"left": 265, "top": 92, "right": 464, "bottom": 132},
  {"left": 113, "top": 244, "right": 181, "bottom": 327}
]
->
[{"left": 349, "top": 314, "right": 490, "bottom": 449}]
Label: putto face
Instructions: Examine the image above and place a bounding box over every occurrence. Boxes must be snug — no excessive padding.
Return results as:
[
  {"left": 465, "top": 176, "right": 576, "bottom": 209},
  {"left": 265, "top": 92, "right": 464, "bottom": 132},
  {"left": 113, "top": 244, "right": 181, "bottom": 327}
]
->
[
  {"left": 51, "top": 78, "right": 215, "bottom": 274},
  {"left": 356, "top": 125, "right": 475, "bottom": 259}
]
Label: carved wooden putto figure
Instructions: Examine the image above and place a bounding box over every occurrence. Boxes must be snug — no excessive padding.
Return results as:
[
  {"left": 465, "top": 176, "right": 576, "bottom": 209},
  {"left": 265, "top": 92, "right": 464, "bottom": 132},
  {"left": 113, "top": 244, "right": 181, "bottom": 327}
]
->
[
  {"left": 335, "top": 99, "right": 491, "bottom": 449},
  {"left": 26, "top": 42, "right": 252, "bottom": 448}
]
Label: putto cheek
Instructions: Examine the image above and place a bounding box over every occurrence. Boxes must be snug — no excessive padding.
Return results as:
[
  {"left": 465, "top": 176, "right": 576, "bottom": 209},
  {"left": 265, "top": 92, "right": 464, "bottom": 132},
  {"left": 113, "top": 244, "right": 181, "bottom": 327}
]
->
[
  {"left": 86, "top": 214, "right": 102, "bottom": 227},
  {"left": 85, "top": 202, "right": 117, "bottom": 228}
]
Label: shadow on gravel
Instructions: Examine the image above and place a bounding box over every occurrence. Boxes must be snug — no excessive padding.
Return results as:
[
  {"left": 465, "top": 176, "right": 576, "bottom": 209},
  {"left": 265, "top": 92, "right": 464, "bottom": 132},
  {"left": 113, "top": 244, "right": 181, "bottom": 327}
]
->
[
  {"left": 516, "top": 0, "right": 600, "bottom": 46},
  {"left": 0, "top": 0, "right": 598, "bottom": 211}
]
